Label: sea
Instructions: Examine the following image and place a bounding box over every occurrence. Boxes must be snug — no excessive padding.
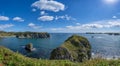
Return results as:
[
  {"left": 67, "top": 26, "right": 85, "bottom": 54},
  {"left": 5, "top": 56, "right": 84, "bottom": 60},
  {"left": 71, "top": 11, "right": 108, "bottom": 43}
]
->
[{"left": 0, "top": 33, "right": 120, "bottom": 59}]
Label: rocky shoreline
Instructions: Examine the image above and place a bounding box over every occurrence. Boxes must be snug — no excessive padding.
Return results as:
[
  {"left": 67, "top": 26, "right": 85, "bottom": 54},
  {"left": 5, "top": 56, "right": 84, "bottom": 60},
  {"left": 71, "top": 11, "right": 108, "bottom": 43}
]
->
[{"left": 0, "top": 31, "right": 50, "bottom": 39}]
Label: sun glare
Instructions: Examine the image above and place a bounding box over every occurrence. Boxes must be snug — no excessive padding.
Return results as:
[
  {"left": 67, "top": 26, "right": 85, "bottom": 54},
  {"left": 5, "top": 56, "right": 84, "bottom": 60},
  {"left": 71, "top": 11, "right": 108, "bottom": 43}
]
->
[{"left": 103, "top": 0, "right": 118, "bottom": 4}]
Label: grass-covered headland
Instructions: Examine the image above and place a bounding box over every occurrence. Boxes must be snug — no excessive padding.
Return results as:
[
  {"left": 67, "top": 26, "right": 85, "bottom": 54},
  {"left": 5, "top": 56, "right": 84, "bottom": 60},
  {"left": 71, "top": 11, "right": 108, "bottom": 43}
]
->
[
  {"left": 1, "top": 46, "right": 120, "bottom": 66},
  {"left": 50, "top": 35, "right": 91, "bottom": 62}
]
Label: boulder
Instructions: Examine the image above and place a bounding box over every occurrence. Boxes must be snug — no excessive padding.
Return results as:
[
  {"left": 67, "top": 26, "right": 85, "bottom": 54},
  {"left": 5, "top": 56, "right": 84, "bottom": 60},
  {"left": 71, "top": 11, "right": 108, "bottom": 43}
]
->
[{"left": 50, "top": 35, "right": 91, "bottom": 62}]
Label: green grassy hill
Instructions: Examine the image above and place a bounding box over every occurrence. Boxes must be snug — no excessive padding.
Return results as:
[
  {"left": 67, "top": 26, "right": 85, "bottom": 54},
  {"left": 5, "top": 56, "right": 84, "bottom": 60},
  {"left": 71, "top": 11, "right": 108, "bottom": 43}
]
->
[
  {"left": 50, "top": 35, "right": 91, "bottom": 62},
  {"left": 0, "top": 46, "right": 120, "bottom": 66}
]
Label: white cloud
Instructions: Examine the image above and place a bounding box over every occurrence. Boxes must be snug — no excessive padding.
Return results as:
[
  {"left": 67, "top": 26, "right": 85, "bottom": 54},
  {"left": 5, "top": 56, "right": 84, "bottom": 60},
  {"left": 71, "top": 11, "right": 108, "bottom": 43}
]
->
[
  {"left": 0, "top": 24, "right": 14, "bottom": 29},
  {"left": 32, "top": 8, "right": 37, "bottom": 12},
  {"left": 112, "top": 16, "right": 117, "bottom": 19},
  {"left": 41, "top": 11, "right": 45, "bottom": 15},
  {"left": 108, "top": 21, "right": 120, "bottom": 27},
  {"left": 67, "top": 19, "right": 120, "bottom": 30},
  {"left": 38, "top": 15, "right": 54, "bottom": 21},
  {"left": 50, "top": 19, "right": 120, "bottom": 32},
  {"left": 32, "top": 0, "right": 65, "bottom": 12},
  {"left": 51, "top": 28, "right": 63, "bottom": 31},
  {"left": 13, "top": 17, "right": 24, "bottom": 22},
  {"left": 66, "top": 25, "right": 74, "bottom": 29},
  {"left": 0, "top": 16, "right": 9, "bottom": 21},
  {"left": 81, "top": 24, "right": 104, "bottom": 29},
  {"left": 40, "top": 11, "right": 47, "bottom": 15},
  {"left": 38, "top": 15, "right": 75, "bottom": 21},
  {"left": 55, "top": 15, "right": 76, "bottom": 21},
  {"left": 76, "top": 23, "right": 81, "bottom": 25},
  {"left": 28, "top": 23, "right": 41, "bottom": 29}
]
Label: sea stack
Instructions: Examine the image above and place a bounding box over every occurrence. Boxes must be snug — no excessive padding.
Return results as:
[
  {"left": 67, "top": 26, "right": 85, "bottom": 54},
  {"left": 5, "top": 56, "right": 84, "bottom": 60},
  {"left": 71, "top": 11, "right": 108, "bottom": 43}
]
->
[
  {"left": 25, "top": 43, "right": 33, "bottom": 52},
  {"left": 50, "top": 35, "right": 91, "bottom": 62}
]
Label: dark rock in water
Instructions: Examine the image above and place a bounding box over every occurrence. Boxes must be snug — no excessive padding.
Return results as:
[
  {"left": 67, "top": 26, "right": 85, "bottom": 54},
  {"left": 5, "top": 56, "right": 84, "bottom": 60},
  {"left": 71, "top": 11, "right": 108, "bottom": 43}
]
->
[
  {"left": 25, "top": 43, "right": 33, "bottom": 52},
  {"left": 91, "top": 36, "right": 94, "bottom": 38},
  {"left": 50, "top": 35, "right": 91, "bottom": 62}
]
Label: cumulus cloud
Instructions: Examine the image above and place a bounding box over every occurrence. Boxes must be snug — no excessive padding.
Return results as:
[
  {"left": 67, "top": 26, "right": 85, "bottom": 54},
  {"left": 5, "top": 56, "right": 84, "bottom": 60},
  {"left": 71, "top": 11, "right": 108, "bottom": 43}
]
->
[
  {"left": 32, "top": 0, "right": 65, "bottom": 12},
  {"left": 108, "top": 21, "right": 120, "bottom": 27},
  {"left": 82, "top": 24, "right": 104, "bottom": 29},
  {"left": 40, "top": 11, "right": 47, "bottom": 15},
  {"left": 0, "top": 16, "right": 9, "bottom": 21},
  {"left": 66, "top": 19, "right": 120, "bottom": 30},
  {"left": 0, "top": 24, "right": 14, "bottom": 29},
  {"left": 55, "top": 15, "right": 76, "bottom": 21},
  {"left": 28, "top": 23, "right": 41, "bottom": 29},
  {"left": 38, "top": 15, "right": 54, "bottom": 21},
  {"left": 50, "top": 19, "right": 120, "bottom": 32},
  {"left": 13, "top": 17, "right": 24, "bottom": 22},
  {"left": 112, "top": 16, "right": 117, "bottom": 19}
]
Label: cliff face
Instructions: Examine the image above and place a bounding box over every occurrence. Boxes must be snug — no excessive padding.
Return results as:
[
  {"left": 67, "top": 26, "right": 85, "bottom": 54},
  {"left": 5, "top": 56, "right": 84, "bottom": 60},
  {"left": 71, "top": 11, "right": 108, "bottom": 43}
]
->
[
  {"left": 50, "top": 35, "right": 91, "bottom": 62},
  {"left": 16, "top": 32, "right": 50, "bottom": 38},
  {"left": 50, "top": 47, "right": 72, "bottom": 60},
  {"left": 0, "top": 31, "right": 50, "bottom": 38}
]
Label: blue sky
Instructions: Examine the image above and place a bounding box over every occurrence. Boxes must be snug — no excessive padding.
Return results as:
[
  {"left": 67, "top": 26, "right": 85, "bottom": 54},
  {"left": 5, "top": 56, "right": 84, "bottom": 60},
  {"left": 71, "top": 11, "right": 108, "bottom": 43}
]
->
[{"left": 0, "top": 0, "right": 120, "bottom": 33}]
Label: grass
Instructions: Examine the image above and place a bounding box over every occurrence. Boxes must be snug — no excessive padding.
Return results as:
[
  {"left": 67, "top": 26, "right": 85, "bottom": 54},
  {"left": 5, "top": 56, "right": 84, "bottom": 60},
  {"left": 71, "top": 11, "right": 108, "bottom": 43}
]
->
[{"left": 1, "top": 46, "right": 120, "bottom": 66}]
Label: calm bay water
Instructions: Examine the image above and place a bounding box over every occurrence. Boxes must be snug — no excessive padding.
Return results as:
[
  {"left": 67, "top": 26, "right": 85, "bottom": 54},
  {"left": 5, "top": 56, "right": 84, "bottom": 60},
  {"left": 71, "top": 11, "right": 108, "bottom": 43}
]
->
[{"left": 0, "top": 33, "right": 120, "bottom": 59}]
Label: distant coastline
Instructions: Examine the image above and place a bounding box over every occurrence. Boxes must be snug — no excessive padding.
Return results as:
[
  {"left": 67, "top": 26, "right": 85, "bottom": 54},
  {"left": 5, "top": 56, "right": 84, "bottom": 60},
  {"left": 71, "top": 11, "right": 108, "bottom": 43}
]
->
[
  {"left": 0, "top": 31, "right": 50, "bottom": 38},
  {"left": 86, "top": 32, "right": 120, "bottom": 35}
]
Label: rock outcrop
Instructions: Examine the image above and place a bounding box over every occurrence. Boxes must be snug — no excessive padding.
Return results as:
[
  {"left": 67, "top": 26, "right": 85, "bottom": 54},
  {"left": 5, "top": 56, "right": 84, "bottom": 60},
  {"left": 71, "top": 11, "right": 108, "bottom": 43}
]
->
[
  {"left": 25, "top": 43, "right": 33, "bottom": 52},
  {"left": 50, "top": 47, "right": 72, "bottom": 60},
  {"left": 50, "top": 35, "right": 91, "bottom": 62}
]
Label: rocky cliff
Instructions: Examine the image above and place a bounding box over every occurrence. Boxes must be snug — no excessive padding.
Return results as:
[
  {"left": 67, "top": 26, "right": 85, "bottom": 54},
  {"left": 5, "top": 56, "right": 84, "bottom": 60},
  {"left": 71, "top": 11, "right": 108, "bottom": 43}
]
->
[
  {"left": 50, "top": 35, "right": 91, "bottom": 62},
  {"left": 16, "top": 32, "right": 50, "bottom": 38}
]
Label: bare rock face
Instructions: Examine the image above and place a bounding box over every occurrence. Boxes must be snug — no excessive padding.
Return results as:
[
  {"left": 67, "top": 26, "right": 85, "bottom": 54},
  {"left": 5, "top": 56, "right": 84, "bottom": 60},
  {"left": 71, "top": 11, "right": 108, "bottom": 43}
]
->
[
  {"left": 50, "top": 35, "right": 91, "bottom": 62},
  {"left": 16, "top": 32, "right": 50, "bottom": 39},
  {"left": 50, "top": 47, "right": 72, "bottom": 60}
]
